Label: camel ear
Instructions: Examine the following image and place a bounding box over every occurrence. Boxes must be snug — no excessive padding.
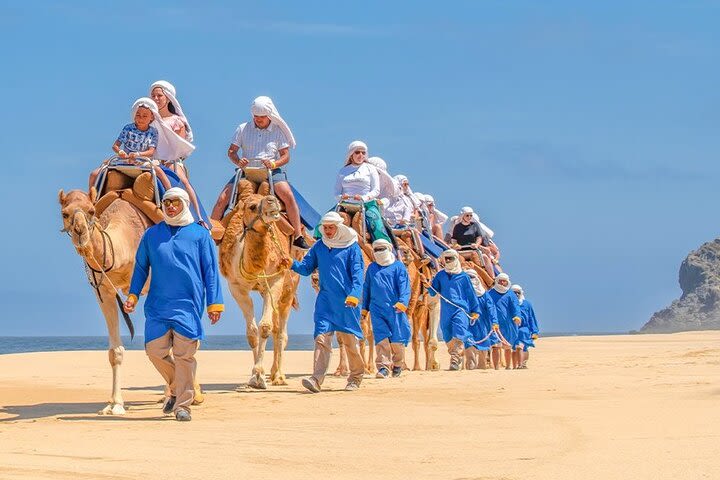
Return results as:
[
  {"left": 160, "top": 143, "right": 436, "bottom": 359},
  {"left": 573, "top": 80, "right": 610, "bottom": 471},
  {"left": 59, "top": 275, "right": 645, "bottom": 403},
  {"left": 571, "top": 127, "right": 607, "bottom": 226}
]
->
[
  {"left": 58, "top": 189, "right": 66, "bottom": 205},
  {"left": 89, "top": 186, "right": 98, "bottom": 204}
]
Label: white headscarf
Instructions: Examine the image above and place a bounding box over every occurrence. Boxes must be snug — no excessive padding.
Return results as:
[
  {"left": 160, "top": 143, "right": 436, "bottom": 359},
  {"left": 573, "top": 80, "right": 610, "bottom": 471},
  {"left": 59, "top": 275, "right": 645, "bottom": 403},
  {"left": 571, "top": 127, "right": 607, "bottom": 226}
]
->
[
  {"left": 131, "top": 97, "right": 195, "bottom": 162},
  {"left": 345, "top": 140, "right": 368, "bottom": 164},
  {"left": 251, "top": 96, "right": 296, "bottom": 148},
  {"left": 494, "top": 273, "right": 511, "bottom": 294},
  {"left": 162, "top": 187, "right": 195, "bottom": 226},
  {"left": 394, "top": 174, "right": 422, "bottom": 208},
  {"left": 319, "top": 211, "right": 357, "bottom": 249},
  {"left": 442, "top": 249, "right": 462, "bottom": 275},
  {"left": 425, "top": 194, "right": 448, "bottom": 225},
  {"left": 512, "top": 284, "right": 525, "bottom": 305},
  {"left": 367, "top": 156, "right": 400, "bottom": 199},
  {"left": 372, "top": 239, "right": 395, "bottom": 266},
  {"left": 454, "top": 206, "right": 494, "bottom": 238},
  {"left": 465, "top": 269, "right": 486, "bottom": 296},
  {"left": 150, "top": 80, "right": 193, "bottom": 142}
]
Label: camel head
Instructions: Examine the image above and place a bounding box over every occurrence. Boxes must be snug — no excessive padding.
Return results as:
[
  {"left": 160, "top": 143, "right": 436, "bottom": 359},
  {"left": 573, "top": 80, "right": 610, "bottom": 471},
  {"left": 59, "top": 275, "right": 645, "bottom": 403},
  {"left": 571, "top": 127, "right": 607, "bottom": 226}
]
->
[
  {"left": 237, "top": 193, "right": 282, "bottom": 233},
  {"left": 58, "top": 187, "right": 97, "bottom": 253}
]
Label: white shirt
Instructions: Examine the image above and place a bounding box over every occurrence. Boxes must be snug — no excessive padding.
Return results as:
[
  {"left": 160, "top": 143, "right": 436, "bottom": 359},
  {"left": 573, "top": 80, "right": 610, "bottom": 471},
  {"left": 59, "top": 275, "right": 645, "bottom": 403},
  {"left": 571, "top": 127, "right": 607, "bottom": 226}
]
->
[
  {"left": 230, "top": 121, "right": 290, "bottom": 161},
  {"left": 334, "top": 163, "right": 380, "bottom": 202},
  {"left": 384, "top": 194, "right": 415, "bottom": 224}
]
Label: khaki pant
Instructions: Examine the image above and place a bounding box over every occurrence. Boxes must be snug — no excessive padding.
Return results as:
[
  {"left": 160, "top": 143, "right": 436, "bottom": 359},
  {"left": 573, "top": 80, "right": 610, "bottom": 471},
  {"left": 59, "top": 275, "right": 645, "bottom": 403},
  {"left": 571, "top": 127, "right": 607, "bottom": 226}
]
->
[
  {"left": 375, "top": 338, "right": 405, "bottom": 371},
  {"left": 313, "top": 332, "right": 364, "bottom": 386},
  {"left": 146, "top": 330, "right": 198, "bottom": 413},
  {"left": 447, "top": 338, "right": 464, "bottom": 367}
]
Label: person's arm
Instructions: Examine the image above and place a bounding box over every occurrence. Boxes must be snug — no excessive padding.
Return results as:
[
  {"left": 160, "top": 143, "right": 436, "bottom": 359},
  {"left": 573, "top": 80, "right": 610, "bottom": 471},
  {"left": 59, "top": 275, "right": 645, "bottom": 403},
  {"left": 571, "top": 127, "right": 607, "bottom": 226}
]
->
[
  {"left": 510, "top": 294, "right": 523, "bottom": 326},
  {"left": 124, "top": 233, "right": 150, "bottom": 312},
  {"left": 486, "top": 296, "right": 499, "bottom": 329},
  {"left": 528, "top": 302, "right": 539, "bottom": 336},
  {"left": 361, "top": 165, "right": 380, "bottom": 202},
  {"left": 200, "top": 233, "right": 224, "bottom": 324},
  {"left": 394, "top": 264, "right": 411, "bottom": 313},
  {"left": 263, "top": 147, "right": 289, "bottom": 169},
  {"left": 291, "top": 244, "right": 318, "bottom": 276},
  {"left": 361, "top": 265, "right": 372, "bottom": 315},
  {"left": 345, "top": 245, "right": 364, "bottom": 307},
  {"left": 429, "top": 272, "right": 441, "bottom": 297},
  {"left": 129, "top": 146, "right": 156, "bottom": 160},
  {"left": 334, "top": 171, "right": 346, "bottom": 202},
  {"left": 466, "top": 277, "right": 481, "bottom": 316}
]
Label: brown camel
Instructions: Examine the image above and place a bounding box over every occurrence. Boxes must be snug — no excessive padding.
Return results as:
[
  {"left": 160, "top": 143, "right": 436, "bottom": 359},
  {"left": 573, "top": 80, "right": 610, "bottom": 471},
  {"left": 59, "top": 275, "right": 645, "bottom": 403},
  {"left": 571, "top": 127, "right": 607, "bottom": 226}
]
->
[
  {"left": 59, "top": 182, "right": 207, "bottom": 414},
  {"left": 218, "top": 180, "right": 300, "bottom": 389}
]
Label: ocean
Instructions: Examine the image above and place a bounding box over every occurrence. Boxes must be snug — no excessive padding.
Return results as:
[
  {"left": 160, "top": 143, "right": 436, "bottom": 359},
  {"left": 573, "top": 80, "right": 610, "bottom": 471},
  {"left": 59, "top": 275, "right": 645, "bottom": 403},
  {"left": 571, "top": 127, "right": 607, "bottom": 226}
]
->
[{"left": 0, "top": 332, "right": 626, "bottom": 355}]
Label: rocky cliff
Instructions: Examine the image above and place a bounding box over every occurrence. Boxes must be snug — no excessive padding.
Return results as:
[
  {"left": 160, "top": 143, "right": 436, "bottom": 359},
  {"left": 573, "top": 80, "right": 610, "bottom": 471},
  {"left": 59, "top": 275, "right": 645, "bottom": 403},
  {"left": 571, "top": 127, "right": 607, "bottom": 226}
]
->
[{"left": 642, "top": 239, "right": 720, "bottom": 333}]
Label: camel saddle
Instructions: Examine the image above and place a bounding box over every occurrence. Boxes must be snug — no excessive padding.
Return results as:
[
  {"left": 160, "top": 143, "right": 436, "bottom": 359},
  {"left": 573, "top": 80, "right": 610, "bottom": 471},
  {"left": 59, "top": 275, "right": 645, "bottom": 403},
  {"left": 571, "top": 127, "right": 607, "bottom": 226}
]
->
[{"left": 94, "top": 169, "right": 164, "bottom": 224}]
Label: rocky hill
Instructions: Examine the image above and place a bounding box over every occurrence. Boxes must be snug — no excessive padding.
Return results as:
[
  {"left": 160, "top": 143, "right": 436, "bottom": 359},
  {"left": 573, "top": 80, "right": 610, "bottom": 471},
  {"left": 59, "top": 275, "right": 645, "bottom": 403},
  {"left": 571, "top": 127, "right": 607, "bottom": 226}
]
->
[{"left": 642, "top": 239, "right": 720, "bottom": 333}]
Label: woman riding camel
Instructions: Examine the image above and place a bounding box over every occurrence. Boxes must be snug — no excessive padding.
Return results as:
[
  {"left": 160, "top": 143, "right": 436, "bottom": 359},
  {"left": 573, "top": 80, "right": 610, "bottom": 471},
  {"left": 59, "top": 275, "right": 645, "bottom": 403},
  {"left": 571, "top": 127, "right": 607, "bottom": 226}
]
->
[
  {"left": 450, "top": 206, "right": 496, "bottom": 280},
  {"left": 149, "top": 80, "right": 193, "bottom": 142},
  {"left": 334, "top": 140, "right": 392, "bottom": 243}
]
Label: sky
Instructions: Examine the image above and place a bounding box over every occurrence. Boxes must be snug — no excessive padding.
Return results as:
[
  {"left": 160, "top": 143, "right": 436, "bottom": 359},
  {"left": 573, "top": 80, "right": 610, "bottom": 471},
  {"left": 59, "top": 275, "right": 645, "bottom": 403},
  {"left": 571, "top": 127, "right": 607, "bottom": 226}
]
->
[{"left": 0, "top": 1, "right": 718, "bottom": 337}]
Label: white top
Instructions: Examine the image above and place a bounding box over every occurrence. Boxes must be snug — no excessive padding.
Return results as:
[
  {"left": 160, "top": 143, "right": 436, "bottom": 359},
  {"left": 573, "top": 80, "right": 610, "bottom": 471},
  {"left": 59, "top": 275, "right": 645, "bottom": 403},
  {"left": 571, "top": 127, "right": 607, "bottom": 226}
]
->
[
  {"left": 384, "top": 194, "right": 415, "bottom": 224},
  {"left": 334, "top": 163, "right": 380, "bottom": 202},
  {"left": 230, "top": 121, "right": 290, "bottom": 161}
]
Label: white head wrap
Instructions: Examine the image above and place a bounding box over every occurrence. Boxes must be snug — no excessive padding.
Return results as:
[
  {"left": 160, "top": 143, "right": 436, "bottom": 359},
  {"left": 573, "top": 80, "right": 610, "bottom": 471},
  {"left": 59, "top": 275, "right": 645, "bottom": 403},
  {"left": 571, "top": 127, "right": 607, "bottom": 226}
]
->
[
  {"left": 393, "top": 174, "right": 422, "bottom": 208},
  {"left": 366, "top": 156, "right": 399, "bottom": 199},
  {"left": 461, "top": 206, "right": 474, "bottom": 215},
  {"left": 162, "top": 187, "right": 195, "bottom": 226},
  {"left": 345, "top": 140, "right": 368, "bottom": 164},
  {"left": 319, "top": 211, "right": 357, "bottom": 249},
  {"left": 366, "top": 156, "right": 387, "bottom": 171},
  {"left": 465, "top": 269, "right": 486, "bottom": 296},
  {"left": 512, "top": 284, "right": 525, "bottom": 305},
  {"left": 131, "top": 97, "right": 195, "bottom": 162},
  {"left": 150, "top": 80, "right": 193, "bottom": 142},
  {"left": 494, "top": 273, "right": 511, "bottom": 294},
  {"left": 372, "top": 239, "right": 395, "bottom": 266},
  {"left": 427, "top": 196, "right": 448, "bottom": 225},
  {"left": 251, "top": 96, "right": 296, "bottom": 148},
  {"left": 442, "top": 249, "right": 462, "bottom": 275}
]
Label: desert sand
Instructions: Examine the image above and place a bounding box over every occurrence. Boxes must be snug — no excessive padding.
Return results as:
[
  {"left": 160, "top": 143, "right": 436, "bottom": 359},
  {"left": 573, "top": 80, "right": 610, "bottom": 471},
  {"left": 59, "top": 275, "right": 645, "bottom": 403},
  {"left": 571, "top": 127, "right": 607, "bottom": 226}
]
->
[{"left": 0, "top": 331, "right": 718, "bottom": 480}]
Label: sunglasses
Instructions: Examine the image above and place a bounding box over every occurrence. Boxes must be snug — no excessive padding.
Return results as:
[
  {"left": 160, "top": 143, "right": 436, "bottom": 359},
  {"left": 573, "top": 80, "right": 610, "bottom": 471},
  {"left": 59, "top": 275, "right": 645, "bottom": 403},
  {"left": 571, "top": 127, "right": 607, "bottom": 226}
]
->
[
  {"left": 162, "top": 199, "right": 182, "bottom": 207},
  {"left": 373, "top": 247, "right": 388, "bottom": 252},
  {"left": 354, "top": 151, "right": 367, "bottom": 155}
]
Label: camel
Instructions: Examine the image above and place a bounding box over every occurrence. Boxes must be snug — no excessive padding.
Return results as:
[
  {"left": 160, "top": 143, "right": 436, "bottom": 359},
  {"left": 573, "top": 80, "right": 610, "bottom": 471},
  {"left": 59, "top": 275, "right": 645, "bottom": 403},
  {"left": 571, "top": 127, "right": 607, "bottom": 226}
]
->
[{"left": 218, "top": 179, "right": 300, "bottom": 389}]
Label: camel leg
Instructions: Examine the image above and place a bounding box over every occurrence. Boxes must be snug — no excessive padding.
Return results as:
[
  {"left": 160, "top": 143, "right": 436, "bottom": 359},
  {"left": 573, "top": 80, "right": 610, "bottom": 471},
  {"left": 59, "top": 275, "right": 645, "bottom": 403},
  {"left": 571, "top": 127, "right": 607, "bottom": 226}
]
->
[
  {"left": 411, "top": 316, "right": 422, "bottom": 371},
  {"left": 98, "top": 290, "right": 126, "bottom": 415},
  {"left": 360, "top": 315, "right": 374, "bottom": 374},
  {"left": 270, "top": 281, "right": 291, "bottom": 386},
  {"left": 250, "top": 288, "right": 276, "bottom": 387},
  {"left": 229, "top": 283, "right": 264, "bottom": 389},
  {"left": 333, "top": 334, "right": 350, "bottom": 376},
  {"left": 427, "top": 298, "right": 441, "bottom": 371}
]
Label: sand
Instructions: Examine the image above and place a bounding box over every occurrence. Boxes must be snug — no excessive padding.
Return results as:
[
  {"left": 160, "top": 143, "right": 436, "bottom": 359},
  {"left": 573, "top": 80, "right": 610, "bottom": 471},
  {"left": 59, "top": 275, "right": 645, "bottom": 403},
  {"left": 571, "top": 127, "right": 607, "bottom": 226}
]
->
[{"left": 0, "top": 331, "right": 718, "bottom": 480}]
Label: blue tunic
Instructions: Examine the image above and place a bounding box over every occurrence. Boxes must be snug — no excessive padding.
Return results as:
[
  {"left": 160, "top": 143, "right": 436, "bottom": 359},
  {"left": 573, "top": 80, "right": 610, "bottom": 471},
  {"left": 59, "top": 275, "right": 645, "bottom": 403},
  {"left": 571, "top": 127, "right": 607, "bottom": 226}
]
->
[
  {"left": 361, "top": 261, "right": 412, "bottom": 345},
  {"left": 292, "top": 241, "right": 364, "bottom": 338},
  {"left": 488, "top": 288, "right": 523, "bottom": 348},
  {"left": 129, "top": 222, "right": 224, "bottom": 344},
  {"left": 429, "top": 271, "right": 480, "bottom": 345},
  {"left": 517, "top": 299, "right": 538, "bottom": 350},
  {"left": 468, "top": 292, "right": 499, "bottom": 351}
]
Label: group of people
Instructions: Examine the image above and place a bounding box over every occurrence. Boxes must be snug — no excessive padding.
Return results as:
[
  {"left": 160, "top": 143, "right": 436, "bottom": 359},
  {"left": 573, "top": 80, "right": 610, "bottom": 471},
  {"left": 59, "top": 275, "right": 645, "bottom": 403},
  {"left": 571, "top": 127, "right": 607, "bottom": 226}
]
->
[{"left": 88, "top": 81, "right": 539, "bottom": 421}]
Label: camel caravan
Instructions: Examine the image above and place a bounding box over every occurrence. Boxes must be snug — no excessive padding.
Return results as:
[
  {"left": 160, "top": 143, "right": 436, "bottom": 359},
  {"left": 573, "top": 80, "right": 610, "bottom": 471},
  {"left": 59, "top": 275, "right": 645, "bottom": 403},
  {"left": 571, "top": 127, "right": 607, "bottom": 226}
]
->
[{"left": 58, "top": 82, "right": 539, "bottom": 421}]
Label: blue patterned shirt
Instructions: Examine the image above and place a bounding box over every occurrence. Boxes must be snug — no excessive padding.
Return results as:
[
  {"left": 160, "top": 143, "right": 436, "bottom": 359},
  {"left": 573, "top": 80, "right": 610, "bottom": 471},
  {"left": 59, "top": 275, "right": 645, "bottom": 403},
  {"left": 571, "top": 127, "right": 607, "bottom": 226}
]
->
[{"left": 116, "top": 123, "right": 159, "bottom": 153}]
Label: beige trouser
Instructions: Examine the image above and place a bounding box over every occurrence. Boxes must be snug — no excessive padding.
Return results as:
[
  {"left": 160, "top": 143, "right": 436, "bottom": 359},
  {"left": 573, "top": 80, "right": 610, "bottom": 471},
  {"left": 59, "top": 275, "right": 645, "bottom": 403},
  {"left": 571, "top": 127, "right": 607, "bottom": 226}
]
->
[
  {"left": 447, "top": 338, "right": 464, "bottom": 367},
  {"left": 146, "top": 330, "right": 198, "bottom": 413},
  {"left": 313, "top": 332, "right": 364, "bottom": 386},
  {"left": 375, "top": 338, "right": 405, "bottom": 371}
]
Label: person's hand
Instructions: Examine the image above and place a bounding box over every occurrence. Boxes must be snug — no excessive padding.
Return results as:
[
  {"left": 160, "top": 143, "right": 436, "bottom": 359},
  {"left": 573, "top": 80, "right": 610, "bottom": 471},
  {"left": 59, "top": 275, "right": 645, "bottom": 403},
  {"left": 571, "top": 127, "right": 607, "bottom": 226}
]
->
[
  {"left": 352, "top": 194, "right": 363, "bottom": 201},
  {"left": 492, "top": 323, "right": 499, "bottom": 331},
  {"left": 128, "top": 152, "right": 139, "bottom": 159},
  {"left": 341, "top": 194, "right": 350, "bottom": 200},
  {"left": 421, "top": 277, "right": 431, "bottom": 288},
  {"left": 531, "top": 334, "right": 538, "bottom": 340},
  {"left": 344, "top": 297, "right": 358, "bottom": 308},
  {"left": 361, "top": 309, "right": 369, "bottom": 319},
  {"left": 261, "top": 159, "right": 274, "bottom": 169},
  {"left": 117, "top": 150, "right": 128, "bottom": 159},
  {"left": 237, "top": 157, "right": 249, "bottom": 168},
  {"left": 279, "top": 257, "right": 293, "bottom": 270},
  {"left": 209, "top": 311, "right": 222, "bottom": 324},
  {"left": 513, "top": 317, "right": 522, "bottom": 326},
  {"left": 123, "top": 296, "right": 136, "bottom": 313}
]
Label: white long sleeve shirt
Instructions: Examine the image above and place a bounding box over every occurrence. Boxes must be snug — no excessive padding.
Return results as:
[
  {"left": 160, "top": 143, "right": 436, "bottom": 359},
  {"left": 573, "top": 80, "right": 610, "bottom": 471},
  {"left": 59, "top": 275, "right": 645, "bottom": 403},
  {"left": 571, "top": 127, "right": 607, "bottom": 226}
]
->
[{"left": 334, "top": 163, "right": 380, "bottom": 202}]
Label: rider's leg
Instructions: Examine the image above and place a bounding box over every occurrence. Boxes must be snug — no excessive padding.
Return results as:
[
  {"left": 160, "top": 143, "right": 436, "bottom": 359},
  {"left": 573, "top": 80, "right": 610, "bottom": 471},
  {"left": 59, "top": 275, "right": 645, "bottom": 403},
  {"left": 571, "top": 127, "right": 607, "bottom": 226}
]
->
[
  {"left": 211, "top": 184, "right": 232, "bottom": 221},
  {"left": 364, "top": 201, "right": 392, "bottom": 243},
  {"left": 173, "top": 164, "right": 206, "bottom": 227},
  {"left": 273, "top": 181, "right": 302, "bottom": 238},
  {"left": 153, "top": 166, "right": 172, "bottom": 190}
]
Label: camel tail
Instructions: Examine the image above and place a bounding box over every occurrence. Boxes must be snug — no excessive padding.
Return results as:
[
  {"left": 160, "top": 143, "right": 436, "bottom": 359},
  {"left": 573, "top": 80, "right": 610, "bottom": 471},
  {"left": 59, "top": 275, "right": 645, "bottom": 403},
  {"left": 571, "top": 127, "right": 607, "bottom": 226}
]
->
[{"left": 115, "top": 294, "right": 135, "bottom": 340}]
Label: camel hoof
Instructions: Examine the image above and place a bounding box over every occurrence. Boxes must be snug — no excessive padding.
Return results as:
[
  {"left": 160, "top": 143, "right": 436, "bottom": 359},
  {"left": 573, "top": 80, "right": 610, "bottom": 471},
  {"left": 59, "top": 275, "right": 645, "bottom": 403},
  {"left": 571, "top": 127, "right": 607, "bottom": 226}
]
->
[
  {"left": 271, "top": 374, "right": 287, "bottom": 386},
  {"left": 430, "top": 361, "right": 440, "bottom": 371},
  {"left": 193, "top": 392, "right": 205, "bottom": 405},
  {"left": 333, "top": 368, "right": 349, "bottom": 377},
  {"left": 98, "top": 403, "right": 125, "bottom": 415},
  {"left": 247, "top": 373, "right": 267, "bottom": 390}
]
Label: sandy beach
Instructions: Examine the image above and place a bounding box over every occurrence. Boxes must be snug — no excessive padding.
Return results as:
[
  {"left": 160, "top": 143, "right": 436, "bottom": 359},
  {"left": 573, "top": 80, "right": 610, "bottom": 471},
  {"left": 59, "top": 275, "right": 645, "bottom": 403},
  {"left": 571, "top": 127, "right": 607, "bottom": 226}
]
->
[{"left": 0, "top": 331, "right": 718, "bottom": 480}]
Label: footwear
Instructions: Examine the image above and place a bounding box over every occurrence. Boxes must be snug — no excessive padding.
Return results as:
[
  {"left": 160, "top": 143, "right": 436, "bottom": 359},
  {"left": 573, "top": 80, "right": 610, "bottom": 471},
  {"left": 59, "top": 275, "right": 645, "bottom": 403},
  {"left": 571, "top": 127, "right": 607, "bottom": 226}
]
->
[
  {"left": 162, "top": 396, "right": 176, "bottom": 415},
  {"left": 175, "top": 409, "right": 191, "bottom": 422},
  {"left": 301, "top": 376, "right": 321, "bottom": 393},
  {"left": 375, "top": 367, "right": 389, "bottom": 379},
  {"left": 293, "top": 235, "right": 310, "bottom": 250},
  {"left": 449, "top": 362, "right": 461, "bottom": 371},
  {"left": 344, "top": 382, "right": 360, "bottom": 391},
  {"left": 391, "top": 366, "right": 402, "bottom": 377}
]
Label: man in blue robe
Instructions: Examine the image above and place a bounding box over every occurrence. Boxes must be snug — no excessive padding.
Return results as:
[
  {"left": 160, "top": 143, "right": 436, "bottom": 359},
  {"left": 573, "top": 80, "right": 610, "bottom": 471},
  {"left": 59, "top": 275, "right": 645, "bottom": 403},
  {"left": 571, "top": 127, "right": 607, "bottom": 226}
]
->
[
  {"left": 292, "top": 212, "right": 365, "bottom": 393},
  {"left": 428, "top": 250, "right": 480, "bottom": 370},
  {"left": 361, "top": 239, "right": 411, "bottom": 378},
  {"left": 124, "top": 188, "right": 224, "bottom": 421},
  {"left": 512, "top": 284, "right": 539, "bottom": 369},
  {"left": 487, "top": 273, "right": 523, "bottom": 370},
  {"left": 464, "top": 270, "right": 499, "bottom": 370}
]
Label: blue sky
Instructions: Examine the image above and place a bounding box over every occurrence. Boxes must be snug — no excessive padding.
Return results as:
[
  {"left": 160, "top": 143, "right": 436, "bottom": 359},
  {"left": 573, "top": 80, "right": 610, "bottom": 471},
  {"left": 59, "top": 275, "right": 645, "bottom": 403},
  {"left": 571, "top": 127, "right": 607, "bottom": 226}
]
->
[{"left": 0, "top": 1, "right": 718, "bottom": 337}]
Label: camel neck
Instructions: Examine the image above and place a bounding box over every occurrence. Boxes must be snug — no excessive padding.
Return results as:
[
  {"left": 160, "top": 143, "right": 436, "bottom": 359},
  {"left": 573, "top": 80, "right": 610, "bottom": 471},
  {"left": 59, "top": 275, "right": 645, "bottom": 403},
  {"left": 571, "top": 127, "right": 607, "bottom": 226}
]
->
[{"left": 241, "top": 227, "right": 272, "bottom": 275}]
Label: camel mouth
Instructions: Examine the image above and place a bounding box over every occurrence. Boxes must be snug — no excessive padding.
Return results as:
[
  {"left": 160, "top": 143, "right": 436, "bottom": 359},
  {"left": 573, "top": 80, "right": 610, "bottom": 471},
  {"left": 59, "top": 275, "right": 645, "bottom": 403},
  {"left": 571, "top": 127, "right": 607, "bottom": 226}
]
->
[{"left": 264, "top": 209, "right": 281, "bottom": 222}]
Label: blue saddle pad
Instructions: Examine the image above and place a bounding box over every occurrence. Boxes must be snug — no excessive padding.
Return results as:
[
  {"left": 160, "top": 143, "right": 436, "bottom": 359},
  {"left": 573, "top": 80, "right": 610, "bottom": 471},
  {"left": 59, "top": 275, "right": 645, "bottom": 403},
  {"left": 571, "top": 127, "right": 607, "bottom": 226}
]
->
[{"left": 291, "top": 184, "right": 321, "bottom": 231}]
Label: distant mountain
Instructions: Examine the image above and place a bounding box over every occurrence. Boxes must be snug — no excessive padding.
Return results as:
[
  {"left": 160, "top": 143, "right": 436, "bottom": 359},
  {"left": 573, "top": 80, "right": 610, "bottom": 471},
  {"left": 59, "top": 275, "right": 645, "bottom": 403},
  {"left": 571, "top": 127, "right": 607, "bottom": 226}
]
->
[{"left": 642, "top": 239, "right": 720, "bottom": 333}]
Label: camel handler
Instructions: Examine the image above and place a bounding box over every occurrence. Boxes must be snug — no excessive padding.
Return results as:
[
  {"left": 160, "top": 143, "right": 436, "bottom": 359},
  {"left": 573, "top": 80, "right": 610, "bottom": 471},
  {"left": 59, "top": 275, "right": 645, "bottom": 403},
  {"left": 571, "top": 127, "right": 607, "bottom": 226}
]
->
[
  {"left": 290, "top": 211, "right": 365, "bottom": 392},
  {"left": 512, "top": 284, "right": 538, "bottom": 369},
  {"left": 464, "top": 270, "right": 499, "bottom": 370},
  {"left": 124, "top": 187, "right": 224, "bottom": 421},
  {"left": 427, "top": 250, "right": 481, "bottom": 370},
  {"left": 361, "top": 239, "right": 412, "bottom": 378},
  {"left": 487, "top": 273, "right": 523, "bottom": 370},
  {"left": 211, "top": 96, "right": 310, "bottom": 249}
]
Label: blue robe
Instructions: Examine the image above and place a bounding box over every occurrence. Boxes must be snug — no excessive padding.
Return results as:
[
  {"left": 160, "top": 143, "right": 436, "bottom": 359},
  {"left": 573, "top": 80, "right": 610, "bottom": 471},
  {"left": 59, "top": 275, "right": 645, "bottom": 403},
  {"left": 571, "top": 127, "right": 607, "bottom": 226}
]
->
[
  {"left": 361, "top": 260, "right": 411, "bottom": 345},
  {"left": 292, "top": 241, "right": 364, "bottom": 338},
  {"left": 517, "top": 299, "right": 538, "bottom": 350},
  {"left": 429, "top": 271, "right": 480, "bottom": 345},
  {"left": 488, "top": 288, "right": 523, "bottom": 348},
  {"left": 129, "top": 222, "right": 224, "bottom": 344},
  {"left": 468, "top": 292, "right": 499, "bottom": 351}
]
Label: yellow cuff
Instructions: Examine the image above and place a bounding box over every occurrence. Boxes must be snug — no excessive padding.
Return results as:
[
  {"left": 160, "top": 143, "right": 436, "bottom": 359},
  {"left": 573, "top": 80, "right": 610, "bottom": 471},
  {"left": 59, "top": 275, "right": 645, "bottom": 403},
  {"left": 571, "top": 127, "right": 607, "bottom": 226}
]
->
[
  {"left": 492, "top": 323, "right": 499, "bottom": 330},
  {"left": 207, "top": 304, "right": 225, "bottom": 313},
  {"left": 513, "top": 316, "right": 521, "bottom": 323},
  {"left": 361, "top": 309, "right": 369, "bottom": 316},
  {"left": 127, "top": 294, "right": 138, "bottom": 304},
  {"left": 270, "top": 160, "right": 277, "bottom": 169},
  {"left": 470, "top": 313, "right": 479, "bottom": 320},
  {"left": 345, "top": 296, "right": 359, "bottom": 307},
  {"left": 393, "top": 302, "right": 407, "bottom": 312}
]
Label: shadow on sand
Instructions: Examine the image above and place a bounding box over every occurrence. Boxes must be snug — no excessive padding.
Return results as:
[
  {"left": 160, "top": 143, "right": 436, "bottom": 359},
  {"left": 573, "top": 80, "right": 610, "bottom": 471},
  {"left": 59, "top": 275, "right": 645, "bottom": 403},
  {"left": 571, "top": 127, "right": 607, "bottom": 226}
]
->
[{"left": 0, "top": 400, "right": 162, "bottom": 423}]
